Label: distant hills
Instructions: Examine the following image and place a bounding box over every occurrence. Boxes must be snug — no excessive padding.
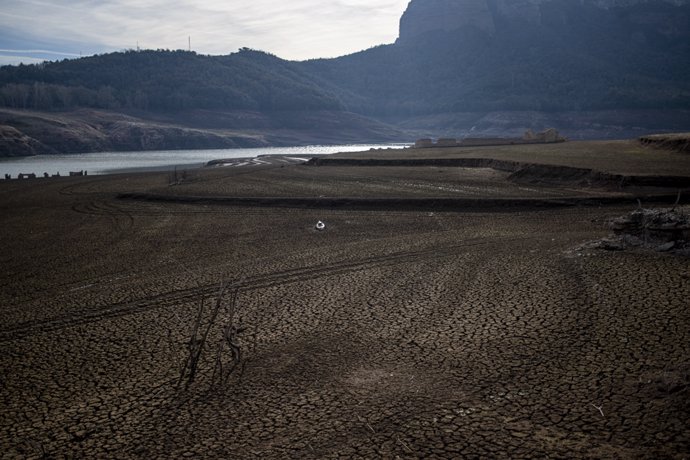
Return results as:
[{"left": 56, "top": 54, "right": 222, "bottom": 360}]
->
[
  {"left": 1, "top": 0, "right": 690, "bottom": 155},
  {"left": 0, "top": 50, "right": 403, "bottom": 155},
  {"left": 0, "top": 49, "right": 341, "bottom": 112}
]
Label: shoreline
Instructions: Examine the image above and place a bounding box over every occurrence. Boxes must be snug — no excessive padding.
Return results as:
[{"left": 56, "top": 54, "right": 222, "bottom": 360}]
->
[{"left": 0, "top": 144, "right": 407, "bottom": 178}]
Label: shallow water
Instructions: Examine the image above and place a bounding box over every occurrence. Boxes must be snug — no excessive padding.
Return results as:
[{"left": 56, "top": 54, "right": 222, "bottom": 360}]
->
[{"left": 0, "top": 144, "right": 407, "bottom": 177}]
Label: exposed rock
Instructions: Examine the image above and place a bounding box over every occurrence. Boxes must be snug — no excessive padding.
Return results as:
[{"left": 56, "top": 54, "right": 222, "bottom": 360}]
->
[
  {"left": 597, "top": 207, "right": 690, "bottom": 253},
  {"left": 579, "top": 207, "right": 689, "bottom": 254},
  {"left": 610, "top": 207, "right": 690, "bottom": 243},
  {"left": 397, "top": 0, "right": 690, "bottom": 42},
  {"left": 0, "top": 108, "right": 405, "bottom": 156},
  {"left": 494, "top": 0, "right": 542, "bottom": 24},
  {"left": 656, "top": 241, "right": 676, "bottom": 252},
  {"left": 622, "top": 234, "right": 644, "bottom": 247},
  {"left": 523, "top": 128, "right": 563, "bottom": 142},
  {"left": 398, "top": 0, "right": 495, "bottom": 43},
  {"left": 106, "top": 122, "right": 242, "bottom": 151},
  {"left": 0, "top": 125, "right": 53, "bottom": 156},
  {"left": 591, "top": 238, "right": 626, "bottom": 251},
  {"left": 639, "top": 133, "right": 690, "bottom": 153},
  {"left": 591, "top": 0, "right": 690, "bottom": 8}
]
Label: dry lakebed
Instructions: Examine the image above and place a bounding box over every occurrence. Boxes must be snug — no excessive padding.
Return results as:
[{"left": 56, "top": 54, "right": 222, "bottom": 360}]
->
[{"left": 1, "top": 139, "right": 689, "bottom": 458}]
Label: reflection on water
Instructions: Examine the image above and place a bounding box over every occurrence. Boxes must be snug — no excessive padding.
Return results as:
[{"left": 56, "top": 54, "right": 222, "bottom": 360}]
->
[{"left": 0, "top": 144, "right": 408, "bottom": 177}]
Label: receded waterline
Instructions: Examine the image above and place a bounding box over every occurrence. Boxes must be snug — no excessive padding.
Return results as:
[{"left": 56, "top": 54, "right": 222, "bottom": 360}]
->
[{"left": 0, "top": 144, "right": 409, "bottom": 177}]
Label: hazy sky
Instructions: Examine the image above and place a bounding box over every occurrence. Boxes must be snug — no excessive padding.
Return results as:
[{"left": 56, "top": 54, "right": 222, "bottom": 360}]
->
[{"left": 0, "top": 0, "right": 411, "bottom": 66}]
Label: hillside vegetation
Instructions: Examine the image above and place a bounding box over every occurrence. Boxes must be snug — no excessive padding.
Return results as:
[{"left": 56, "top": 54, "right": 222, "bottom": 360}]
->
[{"left": 0, "top": 49, "right": 341, "bottom": 112}]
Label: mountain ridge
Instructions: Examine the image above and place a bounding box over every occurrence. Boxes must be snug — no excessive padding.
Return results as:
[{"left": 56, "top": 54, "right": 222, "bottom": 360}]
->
[
  {"left": 397, "top": 0, "right": 690, "bottom": 42},
  {"left": 306, "top": 0, "right": 690, "bottom": 115},
  {"left": 1, "top": 0, "right": 689, "bottom": 155}
]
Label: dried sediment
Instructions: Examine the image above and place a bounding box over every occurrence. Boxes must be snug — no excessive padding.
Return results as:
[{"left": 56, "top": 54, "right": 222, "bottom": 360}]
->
[
  {"left": 307, "top": 156, "right": 690, "bottom": 189},
  {"left": 0, "top": 163, "right": 688, "bottom": 458}
]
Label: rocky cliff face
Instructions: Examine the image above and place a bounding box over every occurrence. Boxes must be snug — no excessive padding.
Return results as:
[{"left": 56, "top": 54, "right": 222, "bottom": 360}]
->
[
  {"left": 397, "top": 0, "right": 690, "bottom": 42},
  {"left": 493, "top": 0, "right": 542, "bottom": 24},
  {"left": 591, "top": 0, "right": 689, "bottom": 7},
  {"left": 398, "top": 0, "right": 495, "bottom": 42}
]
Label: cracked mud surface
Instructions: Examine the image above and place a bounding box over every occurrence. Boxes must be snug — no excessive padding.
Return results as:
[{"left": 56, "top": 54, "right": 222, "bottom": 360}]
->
[{"left": 1, "top": 158, "right": 689, "bottom": 458}]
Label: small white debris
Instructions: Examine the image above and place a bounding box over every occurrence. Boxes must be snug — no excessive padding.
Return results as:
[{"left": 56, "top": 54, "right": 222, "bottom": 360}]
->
[{"left": 315, "top": 221, "right": 326, "bottom": 231}]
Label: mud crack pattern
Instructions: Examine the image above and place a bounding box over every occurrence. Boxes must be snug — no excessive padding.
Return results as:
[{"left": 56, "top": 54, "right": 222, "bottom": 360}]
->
[{"left": 0, "top": 171, "right": 688, "bottom": 458}]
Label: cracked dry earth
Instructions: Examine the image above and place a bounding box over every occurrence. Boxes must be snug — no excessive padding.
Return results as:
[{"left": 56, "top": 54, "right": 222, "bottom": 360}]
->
[{"left": 1, "top": 166, "right": 689, "bottom": 459}]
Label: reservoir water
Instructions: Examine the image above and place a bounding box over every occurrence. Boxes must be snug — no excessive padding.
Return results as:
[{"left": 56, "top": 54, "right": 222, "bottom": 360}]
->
[{"left": 0, "top": 144, "right": 408, "bottom": 177}]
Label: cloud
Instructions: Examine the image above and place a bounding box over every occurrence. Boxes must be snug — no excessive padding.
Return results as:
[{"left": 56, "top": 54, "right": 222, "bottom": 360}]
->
[
  {"left": 0, "top": 0, "right": 410, "bottom": 61},
  {"left": 0, "top": 55, "right": 47, "bottom": 66},
  {"left": 0, "top": 49, "right": 82, "bottom": 57},
  {"left": 0, "top": 49, "right": 83, "bottom": 66},
  {"left": 0, "top": 27, "right": 102, "bottom": 65}
]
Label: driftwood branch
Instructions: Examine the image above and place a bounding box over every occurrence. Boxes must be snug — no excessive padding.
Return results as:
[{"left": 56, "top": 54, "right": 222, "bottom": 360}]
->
[{"left": 178, "top": 282, "right": 245, "bottom": 391}]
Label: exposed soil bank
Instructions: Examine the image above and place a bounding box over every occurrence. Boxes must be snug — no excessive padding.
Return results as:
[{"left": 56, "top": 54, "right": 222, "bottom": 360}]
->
[
  {"left": 117, "top": 191, "right": 689, "bottom": 212},
  {"left": 0, "top": 108, "right": 406, "bottom": 156},
  {"left": 307, "top": 157, "right": 690, "bottom": 188},
  {"left": 640, "top": 133, "right": 690, "bottom": 153}
]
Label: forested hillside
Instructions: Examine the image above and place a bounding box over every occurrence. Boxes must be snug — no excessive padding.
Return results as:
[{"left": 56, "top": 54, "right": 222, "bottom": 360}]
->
[{"left": 0, "top": 49, "right": 342, "bottom": 112}]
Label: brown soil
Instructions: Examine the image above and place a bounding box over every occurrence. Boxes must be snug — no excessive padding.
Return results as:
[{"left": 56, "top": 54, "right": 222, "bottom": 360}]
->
[
  {"left": 1, "top": 142, "right": 689, "bottom": 458},
  {"left": 340, "top": 139, "right": 690, "bottom": 176}
]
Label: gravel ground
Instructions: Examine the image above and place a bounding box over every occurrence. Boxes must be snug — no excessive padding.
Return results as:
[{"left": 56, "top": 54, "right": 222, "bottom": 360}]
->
[{"left": 1, "top": 151, "right": 688, "bottom": 458}]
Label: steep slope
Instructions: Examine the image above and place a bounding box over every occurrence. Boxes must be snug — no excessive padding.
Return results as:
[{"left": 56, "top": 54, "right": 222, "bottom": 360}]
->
[{"left": 303, "top": 0, "right": 690, "bottom": 117}]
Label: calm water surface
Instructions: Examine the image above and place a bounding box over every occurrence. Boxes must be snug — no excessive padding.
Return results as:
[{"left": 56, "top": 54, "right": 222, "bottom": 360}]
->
[{"left": 0, "top": 144, "right": 408, "bottom": 177}]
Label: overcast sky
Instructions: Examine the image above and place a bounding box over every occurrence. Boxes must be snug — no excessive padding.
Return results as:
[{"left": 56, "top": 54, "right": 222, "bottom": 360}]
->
[{"left": 0, "top": 0, "right": 410, "bottom": 66}]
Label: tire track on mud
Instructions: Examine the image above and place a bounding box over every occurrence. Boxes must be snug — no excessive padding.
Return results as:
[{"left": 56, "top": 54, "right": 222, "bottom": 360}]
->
[
  {"left": 75, "top": 199, "right": 300, "bottom": 218},
  {"left": 62, "top": 180, "right": 138, "bottom": 234},
  {"left": 59, "top": 179, "right": 106, "bottom": 196},
  {"left": 0, "top": 237, "right": 519, "bottom": 342},
  {"left": 72, "top": 200, "right": 135, "bottom": 233}
]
